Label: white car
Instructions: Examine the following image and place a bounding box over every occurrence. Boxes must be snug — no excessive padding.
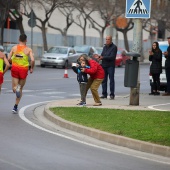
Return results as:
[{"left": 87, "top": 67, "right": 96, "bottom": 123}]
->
[
  {"left": 40, "top": 46, "right": 79, "bottom": 68},
  {"left": 149, "top": 41, "right": 168, "bottom": 92}
]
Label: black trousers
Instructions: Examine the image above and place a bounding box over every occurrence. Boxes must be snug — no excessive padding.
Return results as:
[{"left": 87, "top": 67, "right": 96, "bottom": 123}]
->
[
  {"left": 152, "top": 73, "right": 160, "bottom": 91},
  {"left": 165, "top": 67, "right": 170, "bottom": 93}
]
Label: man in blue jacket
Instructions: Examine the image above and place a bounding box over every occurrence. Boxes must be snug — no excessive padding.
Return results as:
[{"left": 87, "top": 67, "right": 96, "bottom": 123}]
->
[{"left": 98, "top": 35, "right": 117, "bottom": 99}]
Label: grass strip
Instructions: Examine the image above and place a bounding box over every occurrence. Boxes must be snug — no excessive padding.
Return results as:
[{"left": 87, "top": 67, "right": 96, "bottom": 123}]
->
[{"left": 50, "top": 107, "right": 170, "bottom": 146}]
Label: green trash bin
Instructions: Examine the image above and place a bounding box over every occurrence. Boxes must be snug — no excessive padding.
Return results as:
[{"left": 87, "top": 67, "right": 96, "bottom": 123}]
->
[{"left": 124, "top": 52, "right": 140, "bottom": 88}]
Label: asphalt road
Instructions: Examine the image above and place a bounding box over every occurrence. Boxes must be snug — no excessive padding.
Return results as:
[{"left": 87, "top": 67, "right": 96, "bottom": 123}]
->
[{"left": 0, "top": 64, "right": 170, "bottom": 170}]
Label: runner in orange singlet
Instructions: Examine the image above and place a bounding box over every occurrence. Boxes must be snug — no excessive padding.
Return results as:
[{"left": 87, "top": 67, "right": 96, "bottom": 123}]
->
[
  {"left": 8, "top": 34, "right": 35, "bottom": 113},
  {"left": 0, "top": 51, "right": 10, "bottom": 93}
]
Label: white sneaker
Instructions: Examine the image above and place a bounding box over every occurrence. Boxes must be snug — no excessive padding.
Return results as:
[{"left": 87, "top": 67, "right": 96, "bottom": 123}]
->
[{"left": 16, "top": 84, "right": 21, "bottom": 98}]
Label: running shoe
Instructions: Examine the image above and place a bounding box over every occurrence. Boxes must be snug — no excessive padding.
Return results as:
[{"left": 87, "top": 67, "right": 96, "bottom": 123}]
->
[
  {"left": 78, "top": 101, "right": 86, "bottom": 106},
  {"left": 12, "top": 106, "right": 18, "bottom": 113}
]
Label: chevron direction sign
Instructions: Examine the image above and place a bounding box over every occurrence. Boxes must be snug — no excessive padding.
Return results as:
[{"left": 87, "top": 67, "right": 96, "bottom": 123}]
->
[{"left": 126, "top": 0, "right": 151, "bottom": 18}]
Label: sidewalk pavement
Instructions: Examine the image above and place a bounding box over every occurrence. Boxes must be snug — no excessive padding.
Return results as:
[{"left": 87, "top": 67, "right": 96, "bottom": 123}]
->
[{"left": 43, "top": 93, "right": 170, "bottom": 158}]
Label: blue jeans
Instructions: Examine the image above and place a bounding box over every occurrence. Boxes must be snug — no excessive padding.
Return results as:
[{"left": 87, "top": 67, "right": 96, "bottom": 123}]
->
[
  {"left": 165, "top": 67, "right": 170, "bottom": 93},
  {"left": 102, "top": 66, "right": 115, "bottom": 97}
]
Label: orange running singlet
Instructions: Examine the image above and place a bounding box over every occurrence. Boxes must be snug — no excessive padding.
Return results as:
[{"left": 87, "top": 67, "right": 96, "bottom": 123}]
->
[{"left": 11, "top": 45, "right": 29, "bottom": 79}]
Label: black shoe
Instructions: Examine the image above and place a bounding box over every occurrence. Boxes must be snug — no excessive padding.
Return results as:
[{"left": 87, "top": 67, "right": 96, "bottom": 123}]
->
[
  {"left": 154, "top": 92, "right": 160, "bottom": 95},
  {"left": 110, "top": 95, "right": 115, "bottom": 100},
  {"left": 100, "top": 95, "right": 107, "bottom": 99},
  {"left": 149, "top": 92, "right": 155, "bottom": 95}
]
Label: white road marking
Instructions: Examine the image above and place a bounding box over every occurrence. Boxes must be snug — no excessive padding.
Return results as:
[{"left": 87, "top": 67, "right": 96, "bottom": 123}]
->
[
  {"left": 148, "top": 103, "right": 170, "bottom": 111},
  {"left": 50, "top": 96, "right": 65, "bottom": 98},
  {"left": 48, "top": 76, "right": 76, "bottom": 79},
  {"left": 5, "top": 89, "right": 56, "bottom": 93},
  {"left": 0, "top": 158, "right": 28, "bottom": 170},
  {"left": 19, "top": 101, "right": 170, "bottom": 165},
  {"left": 1, "top": 88, "right": 7, "bottom": 90},
  {"left": 4, "top": 79, "right": 12, "bottom": 82},
  {"left": 42, "top": 92, "right": 65, "bottom": 95}
]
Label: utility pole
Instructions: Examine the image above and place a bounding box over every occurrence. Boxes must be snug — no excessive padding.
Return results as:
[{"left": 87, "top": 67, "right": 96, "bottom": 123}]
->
[
  {"left": 31, "top": 0, "right": 33, "bottom": 50},
  {"left": 28, "top": 0, "right": 36, "bottom": 49},
  {"left": 125, "top": 0, "right": 151, "bottom": 105},
  {"left": 129, "top": 19, "right": 142, "bottom": 105}
]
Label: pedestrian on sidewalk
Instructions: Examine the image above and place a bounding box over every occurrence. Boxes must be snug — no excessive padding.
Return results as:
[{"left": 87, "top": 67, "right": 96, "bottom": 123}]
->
[
  {"left": 0, "top": 51, "right": 10, "bottom": 93},
  {"left": 162, "top": 37, "right": 170, "bottom": 96},
  {"left": 149, "top": 41, "right": 162, "bottom": 95},
  {"left": 72, "top": 59, "right": 90, "bottom": 106},
  {"left": 8, "top": 34, "right": 35, "bottom": 113},
  {"left": 78, "top": 54, "right": 104, "bottom": 106},
  {"left": 96, "top": 35, "right": 117, "bottom": 100}
]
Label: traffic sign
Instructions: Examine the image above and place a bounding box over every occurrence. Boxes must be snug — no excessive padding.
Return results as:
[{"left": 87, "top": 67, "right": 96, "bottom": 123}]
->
[
  {"left": 28, "top": 9, "right": 36, "bottom": 28},
  {"left": 28, "top": 19, "right": 36, "bottom": 28},
  {"left": 126, "top": 0, "right": 151, "bottom": 18}
]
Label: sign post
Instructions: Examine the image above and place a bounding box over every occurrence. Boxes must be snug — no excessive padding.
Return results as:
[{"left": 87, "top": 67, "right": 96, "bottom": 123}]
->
[
  {"left": 125, "top": 0, "right": 151, "bottom": 105},
  {"left": 28, "top": 1, "right": 36, "bottom": 50}
]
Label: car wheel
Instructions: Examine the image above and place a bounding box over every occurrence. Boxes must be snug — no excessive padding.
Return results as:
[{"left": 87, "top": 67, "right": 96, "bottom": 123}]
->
[
  {"left": 41, "top": 64, "right": 45, "bottom": 67},
  {"left": 63, "top": 61, "right": 68, "bottom": 69}
]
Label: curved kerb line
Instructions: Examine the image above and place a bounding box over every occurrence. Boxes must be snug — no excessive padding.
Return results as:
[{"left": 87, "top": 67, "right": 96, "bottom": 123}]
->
[
  {"left": 148, "top": 103, "right": 170, "bottom": 111},
  {"left": 18, "top": 101, "right": 170, "bottom": 165}
]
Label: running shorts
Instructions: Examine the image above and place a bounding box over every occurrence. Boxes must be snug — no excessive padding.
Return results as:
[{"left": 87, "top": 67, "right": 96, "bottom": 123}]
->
[
  {"left": 0, "top": 72, "right": 3, "bottom": 84},
  {"left": 11, "top": 66, "right": 28, "bottom": 79}
]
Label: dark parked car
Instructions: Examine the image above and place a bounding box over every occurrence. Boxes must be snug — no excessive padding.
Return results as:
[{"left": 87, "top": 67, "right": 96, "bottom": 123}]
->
[
  {"left": 74, "top": 45, "right": 98, "bottom": 57},
  {"left": 0, "top": 45, "right": 8, "bottom": 57},
  {"left": 4, "top": 44, "right": 16, "bottom": 57},
  {"left": 96, "top": 47, "right": 103, "bottom": 55},
  {"left": 69, "top": 45, "right": 98, "bottom": 63},
  {"left": 0, "top": 45, "right": 4, "bottom": 52}
]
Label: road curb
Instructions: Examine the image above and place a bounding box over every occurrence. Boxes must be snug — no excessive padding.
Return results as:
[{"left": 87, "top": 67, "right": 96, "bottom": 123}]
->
[{"left": 44, "top": 102, "right": 170, "bottom": 158}]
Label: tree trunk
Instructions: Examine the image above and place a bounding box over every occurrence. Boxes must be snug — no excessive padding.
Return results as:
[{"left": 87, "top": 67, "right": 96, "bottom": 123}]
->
[
  {"left": 83, "top": 19, "right": 87, "bottom": 44},
  {"left": 63, "top": 32, "right": 68, "bottom": 46},
  {"left": 16, "top": 17, "right": 25, "bottom": 34},
  {"left": 99, "top": 32, "right": 103, "bottom": 47},
  {"left": 41, "top": 23, "right": 48, "bottom": 51},
  {"left": 83, "top": 29, "right": 86, "bottom": 44},
  {"left": 0, "top": 22, "right": 5, "bottom": 45}
]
